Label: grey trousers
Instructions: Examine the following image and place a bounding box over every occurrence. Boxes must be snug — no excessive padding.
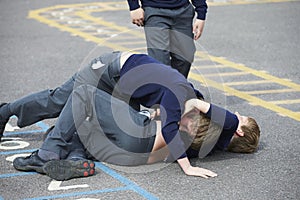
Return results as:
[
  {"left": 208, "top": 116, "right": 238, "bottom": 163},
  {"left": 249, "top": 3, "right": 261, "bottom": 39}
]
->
[
  {"left": 41, "top": 85, "right": 156, "bottom": 166},
  {"left": 143, "top": 3, "right": 196, "bottom": 77},
  {"left": 6, "top": 52, "right": 123, "bottom": 128}
]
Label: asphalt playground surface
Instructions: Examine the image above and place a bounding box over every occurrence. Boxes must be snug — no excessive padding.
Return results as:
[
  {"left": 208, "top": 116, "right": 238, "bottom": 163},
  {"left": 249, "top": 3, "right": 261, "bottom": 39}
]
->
[{"left": 0, "top": 0, "right": 299, "bottom": 199}]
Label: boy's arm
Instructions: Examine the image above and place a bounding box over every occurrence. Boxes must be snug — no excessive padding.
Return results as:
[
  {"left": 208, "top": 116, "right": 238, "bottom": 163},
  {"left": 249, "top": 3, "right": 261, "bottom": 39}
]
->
[
  {"left": 191, "top": 0, "right": 207, "bottom": 40},
  {"left": 127, "top": 0, "right": 140, "bottom": 11},
  {"left": 183, "top": 98, "right": 210, "bottom": 116},
  {"left": 184, "top": 98, "right": 239, "bottom": 131},
  {"left": 191, "top": 0, "right": 208, "bottom": 20}
]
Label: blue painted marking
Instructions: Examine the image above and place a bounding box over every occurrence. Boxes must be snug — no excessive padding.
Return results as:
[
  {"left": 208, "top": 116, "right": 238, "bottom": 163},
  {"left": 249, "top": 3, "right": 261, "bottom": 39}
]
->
[
  {"left": 1, "top": 122, "right": 158, "bottom": 199},
  {"left": 24, "top": 186, "right": 131, "bottom": 200},
  {"left": 4, "top": 130, "right": 45, "bottom": 136},
  {"left": 0, "top": 148, "right": 37, "bottom": 179},
  {"left": 36, "top": 121, "right": 49, "bottom": 131},
  {"left": 0, "top": 148, "right": 37, "bottom": 155},
  {"left": 96, "top": 162, "right": 159, "bottom": 200},
  {"left": 3, "top": 121, "right": 49, "bottom": 136},
  {"left": 0, "top": 172, "right": 37, "bottom": 178}
]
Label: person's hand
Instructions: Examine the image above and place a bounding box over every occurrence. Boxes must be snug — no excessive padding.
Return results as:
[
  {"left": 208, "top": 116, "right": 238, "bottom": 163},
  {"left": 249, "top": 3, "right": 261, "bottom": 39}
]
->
[
  {"left": 183, "top": 99, "right": 198, "bottom": 117},
  {"left": 193, "top": 19, "right": 205, "bottom": 40},
  {"left": 130, "top": 8, "right": 144, "bottom": 27},
  {"left": 183, "top": 98, "right": 210, "bottom": 117},
  {"left": 177, "top": 157, "right": 217, "bottom": 178},
  {"left": 184, "top": 166, "right": 217, "bottom": 178}
]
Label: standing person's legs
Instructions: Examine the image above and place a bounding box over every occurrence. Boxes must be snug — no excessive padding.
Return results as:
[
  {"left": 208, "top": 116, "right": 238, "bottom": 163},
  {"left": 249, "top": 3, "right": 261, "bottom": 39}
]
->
[
  {"left": 170, "top": 4, "right": 195, "bottom": 78},
  {"left": 143, "top": 6, "right": 195, "bottom": 77},
  {"left": 144, "top": 7, "right": 172, "bottom": 67}
]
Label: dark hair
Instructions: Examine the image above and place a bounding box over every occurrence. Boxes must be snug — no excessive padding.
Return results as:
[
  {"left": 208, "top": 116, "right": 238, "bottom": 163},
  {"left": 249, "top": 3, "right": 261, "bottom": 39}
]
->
[{"left": 227, "top": 117, "right": 260, "bottom": 153}]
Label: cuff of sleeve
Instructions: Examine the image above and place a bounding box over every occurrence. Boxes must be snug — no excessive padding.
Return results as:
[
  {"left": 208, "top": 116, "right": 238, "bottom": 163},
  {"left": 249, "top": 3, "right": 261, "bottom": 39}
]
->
[
  {"left": 128, "top": 1, "right": 140, "bottom": 11},
  {"left": 164, "top": 153, "right": 187, "bottom": 163},
  {"left": 195, "top": 6, "right": 207, "bottom": 20},
  {"left": 204, "top": 104, "right": 212, "bottom": 118},
  {"left": 196, "top": 12, "right": 206, "bottom": 20}
]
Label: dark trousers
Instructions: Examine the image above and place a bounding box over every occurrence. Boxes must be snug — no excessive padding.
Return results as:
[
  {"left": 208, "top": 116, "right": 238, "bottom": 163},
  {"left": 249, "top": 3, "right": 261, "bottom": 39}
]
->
[
  {"left": 41, "top": 85, "right": 156, "bottom": 166},
  {"left": 6, "top": 52, "right": 122, "bottom": 128},
  {"left": 143, "top": 4, "right": 196, "bottom": 77}
]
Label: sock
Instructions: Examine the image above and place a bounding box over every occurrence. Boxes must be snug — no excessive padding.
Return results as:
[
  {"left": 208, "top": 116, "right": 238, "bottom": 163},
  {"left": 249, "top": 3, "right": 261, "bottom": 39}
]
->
[
  {"left": 66, "top": 149, "right": 87, "bottom": 160},
  {"left": 38, "top": 149, "right": 60, "bottom": 161}
]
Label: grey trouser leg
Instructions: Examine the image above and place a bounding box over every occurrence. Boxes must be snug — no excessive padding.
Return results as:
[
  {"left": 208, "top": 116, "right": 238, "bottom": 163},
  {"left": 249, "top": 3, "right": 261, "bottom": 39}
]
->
[
  {"left": 42, "top": 85, "right": 155, "bottom": 165},
  {"left": 7, "top": 52, "right": 122, "bottom": 127},
  {"left": 8, "top": 75, "right": 76, "bottom": 127},
  {"left": 144, "top": 4, "right": 196, "bottom": 77}
]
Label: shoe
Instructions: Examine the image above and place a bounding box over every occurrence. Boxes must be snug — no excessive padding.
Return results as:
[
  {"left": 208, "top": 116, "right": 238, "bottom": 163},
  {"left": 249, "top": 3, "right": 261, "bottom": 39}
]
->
[
  {"left": 0, "top": 103, "right": 9, "bottom": 142},
  {"left": 13, "top": 150, "right": 48, "bottom": 174},
  {"left": 43, "top": 159, "right": 95, "bottom": 181}
]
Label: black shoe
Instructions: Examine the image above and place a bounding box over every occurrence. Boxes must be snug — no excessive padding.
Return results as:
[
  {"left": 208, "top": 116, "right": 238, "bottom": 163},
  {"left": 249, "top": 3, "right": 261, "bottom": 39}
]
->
[
  {"left": 43, "top": 159, "right": 95, "bottom": 181},
  {"left": 13, "top": 150, "right": 48, "bottom": 174},
  {"left": 0, "top": 103, "right": 9, "bottom": 142}
]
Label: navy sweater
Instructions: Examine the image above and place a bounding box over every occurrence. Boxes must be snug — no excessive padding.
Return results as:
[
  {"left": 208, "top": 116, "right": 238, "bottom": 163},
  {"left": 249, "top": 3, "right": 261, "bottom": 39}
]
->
[
  {"left": 119, "top": 54, "right": 201, "bottom": 160},
  {"left": 127, "top": 0, "right": 208, "bottom": 20}
]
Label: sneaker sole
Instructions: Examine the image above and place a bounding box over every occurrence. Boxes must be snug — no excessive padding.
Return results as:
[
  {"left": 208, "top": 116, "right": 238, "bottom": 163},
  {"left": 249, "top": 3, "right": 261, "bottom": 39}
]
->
[
  {"left": 13, "top": 159, "right": 45, "bottom": 174},
  {"left": 43, "top": 159, "right": 95, "bottom": 181}
]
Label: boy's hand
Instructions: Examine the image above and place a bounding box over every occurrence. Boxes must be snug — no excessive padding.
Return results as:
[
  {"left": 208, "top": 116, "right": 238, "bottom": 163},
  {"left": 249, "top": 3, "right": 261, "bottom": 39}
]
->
[
  {"left": 184, "top": 166, "right": 217, "bottom": 179},
  {"left": 183, "top": 99, "right": 198, "bottom": 116},
  {"left": 130, "top": 8, "right": 144, "bottom": 26},
  {"left": 193, "top": 19, "right": 205, "bottom": 40},
  {"left": 177, "top": 157, "right": 217, "bottom": 178}
]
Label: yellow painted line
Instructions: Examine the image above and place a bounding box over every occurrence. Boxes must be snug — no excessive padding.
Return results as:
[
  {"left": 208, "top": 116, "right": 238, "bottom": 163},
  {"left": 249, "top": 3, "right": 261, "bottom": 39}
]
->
[
  {"left": 189, "top": 72, "right": 300, "bottom": 122},
  {"left": 96, "top": 2, "right": 124, "bottom": 10},
  {"left": 207, "top": 0, "right": 299, "bottom": 6},
  {"left": 116, "top": 41, "right": 146, "bottom": 45},
  {"left": 196, "top": 51, "right": 300, "bottom": 91},
  {"left": 204, "top": 71, "right": 250, "bottom": 77},
  {"left": 245, "top": 88, "right": 300, "bottom": 95},
  {"left": 76, "top": 11, "right": 145, "bottom": 39},
  {"left": 224, "top": 80, "right": 273, "bottom": 86},
  {"left": 28, "top": 3, "right": 300, "bottom": 122},
  {"left": 192, "top": 64, "right": 229, "bottom": 69},
  {"left": 93, "top": 35, "right": 137, "bottom": 40},
  {"left": 268, "top": 99, "right": 300, "bottom": 105},
  {"left": 76, "top": 27, "right": 102, "bottom": 31},
  {"left": 29, "top": 10, "right": 131, "bottom": 51}
]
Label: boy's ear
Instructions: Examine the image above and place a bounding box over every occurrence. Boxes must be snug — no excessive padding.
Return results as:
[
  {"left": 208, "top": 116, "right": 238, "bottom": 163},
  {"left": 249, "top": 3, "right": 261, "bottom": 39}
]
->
[{"left": 236, "top": 129, "right": 244, "bottom": 137}]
